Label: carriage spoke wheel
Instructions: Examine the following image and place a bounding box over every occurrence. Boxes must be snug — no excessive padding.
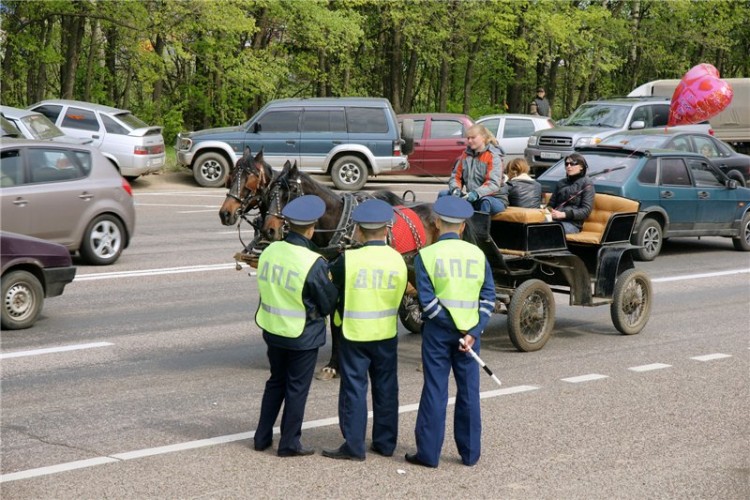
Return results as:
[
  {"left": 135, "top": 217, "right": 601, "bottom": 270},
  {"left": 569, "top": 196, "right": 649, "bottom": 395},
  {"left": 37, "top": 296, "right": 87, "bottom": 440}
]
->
[
  {"left": 507, "top": 279, "right": 555, "bottom": 352},
  {"left": 398, "top": 294, "right": 422, "bottom": 334},
  {"left": 610, "top": 269, "right": 652, "bottom": 335}
]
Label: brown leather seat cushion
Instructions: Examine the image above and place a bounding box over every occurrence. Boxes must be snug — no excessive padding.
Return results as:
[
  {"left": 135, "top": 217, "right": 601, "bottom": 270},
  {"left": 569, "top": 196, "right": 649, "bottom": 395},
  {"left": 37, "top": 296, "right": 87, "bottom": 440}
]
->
[
  {"left": 565, "top": 194, "right": 639, "bottom": 244},
  {"left": 491, "top": 206, "right": 547, "bottom": 224}
]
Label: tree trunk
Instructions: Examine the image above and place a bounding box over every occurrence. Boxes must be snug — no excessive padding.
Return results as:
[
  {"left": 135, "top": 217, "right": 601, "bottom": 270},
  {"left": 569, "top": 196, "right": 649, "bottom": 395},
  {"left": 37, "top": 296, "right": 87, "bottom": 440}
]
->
[
  {"left": 462, "top": 35, "right": 483, "bottom": 114},
  {"left": 83, "top": 18, "right": 99, "bottom": 102},
  {"left": 317, "top": 49, "right": 327, "bottom": 97},
  {"left": 402, "top": 49, "right": 418, "bottom": 112},
  {"left": 61, "top": 14, "right": 85, "bottom": 99},
  {"left": 105, "top": 26, "right": 119, "bottom": 103},
  {"left": 390, "top": 24, "right": 402, "bottom": 112},
  {"left": 152, "top": 33, "right": 166, "bottom": 105}
]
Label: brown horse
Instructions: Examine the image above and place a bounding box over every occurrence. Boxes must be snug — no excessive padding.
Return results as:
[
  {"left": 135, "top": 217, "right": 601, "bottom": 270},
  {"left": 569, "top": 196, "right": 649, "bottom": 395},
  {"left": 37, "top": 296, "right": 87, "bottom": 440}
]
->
[
  {"left": 219, "top": 148, "right": 274, "bottom": 227},
  {"left": 256, "top": 160, "right": 438, "bottom": 379}
]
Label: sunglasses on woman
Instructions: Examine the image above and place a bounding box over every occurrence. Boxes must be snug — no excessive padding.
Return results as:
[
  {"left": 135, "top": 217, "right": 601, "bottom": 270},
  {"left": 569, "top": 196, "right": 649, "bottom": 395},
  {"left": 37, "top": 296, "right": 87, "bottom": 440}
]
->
[{"left": 565, "top": 161, "right": 580, "bottom": 166}]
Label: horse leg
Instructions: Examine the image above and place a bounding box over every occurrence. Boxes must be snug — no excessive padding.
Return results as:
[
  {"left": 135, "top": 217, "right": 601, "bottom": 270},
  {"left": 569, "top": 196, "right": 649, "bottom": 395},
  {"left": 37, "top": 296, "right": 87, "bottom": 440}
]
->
[{"left": 316, "top": 317, "right": 341, "bottom": 380}]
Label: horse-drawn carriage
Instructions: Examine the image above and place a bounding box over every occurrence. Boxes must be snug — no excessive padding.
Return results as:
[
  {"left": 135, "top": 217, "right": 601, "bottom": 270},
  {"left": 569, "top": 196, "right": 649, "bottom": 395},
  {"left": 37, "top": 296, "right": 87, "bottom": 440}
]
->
[{"left": 221, "top": 149, "right": 652, "bottom": 356}]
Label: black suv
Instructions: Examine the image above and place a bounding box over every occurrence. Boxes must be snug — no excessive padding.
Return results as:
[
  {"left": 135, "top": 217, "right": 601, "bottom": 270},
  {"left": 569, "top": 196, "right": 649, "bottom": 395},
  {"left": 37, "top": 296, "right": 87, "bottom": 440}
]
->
[{"left": 176, "top": 97, "right": 413, "bottom": 190}]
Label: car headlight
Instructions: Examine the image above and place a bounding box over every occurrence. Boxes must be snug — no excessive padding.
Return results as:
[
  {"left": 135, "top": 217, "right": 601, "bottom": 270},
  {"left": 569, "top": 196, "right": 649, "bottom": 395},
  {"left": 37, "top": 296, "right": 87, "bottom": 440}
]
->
[
  {"left": 575, "top": 137, "right": 602, "bottom": 147},
  {"left": 178, "top": 137, "right": 192, "bottom": 151},
  {"left": 527, "top": 136, "right": 538, "bottom": 146}
]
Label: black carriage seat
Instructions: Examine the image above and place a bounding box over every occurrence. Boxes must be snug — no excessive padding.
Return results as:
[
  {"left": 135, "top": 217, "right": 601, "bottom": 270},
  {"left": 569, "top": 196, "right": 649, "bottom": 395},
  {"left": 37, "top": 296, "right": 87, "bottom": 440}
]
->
[{"left": 563, "top": 193, "right": 640, "bottom": 245}]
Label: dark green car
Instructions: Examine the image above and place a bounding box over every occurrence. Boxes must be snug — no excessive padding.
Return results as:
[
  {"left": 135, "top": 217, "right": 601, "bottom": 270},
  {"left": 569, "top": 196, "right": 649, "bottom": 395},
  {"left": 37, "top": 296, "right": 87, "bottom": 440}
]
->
[{"left": 537, "top": 146, "right": 750, "bottom": 261}]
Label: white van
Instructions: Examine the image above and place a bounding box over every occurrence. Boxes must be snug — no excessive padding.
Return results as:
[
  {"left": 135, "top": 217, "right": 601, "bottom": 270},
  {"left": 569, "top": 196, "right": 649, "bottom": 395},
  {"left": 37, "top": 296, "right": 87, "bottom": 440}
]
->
[{"left": 629, "top": 78, "right": 750, "bottom": 153}]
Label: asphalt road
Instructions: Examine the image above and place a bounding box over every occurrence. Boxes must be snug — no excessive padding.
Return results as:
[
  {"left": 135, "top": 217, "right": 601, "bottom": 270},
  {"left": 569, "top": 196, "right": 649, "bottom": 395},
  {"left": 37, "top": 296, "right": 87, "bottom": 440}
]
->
[{"left": 1, "top": 171, "right": 748, "bottom": 499}]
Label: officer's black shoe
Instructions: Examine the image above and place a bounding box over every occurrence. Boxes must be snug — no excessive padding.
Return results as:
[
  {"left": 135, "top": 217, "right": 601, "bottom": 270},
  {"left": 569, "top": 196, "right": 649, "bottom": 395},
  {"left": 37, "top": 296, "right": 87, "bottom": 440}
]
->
[
  {"left": 369, "top": 445, "right": 393, "bottom": 457},
  {"left": 322, "top": 447, "right": 365, "bottom": 462},
  {"left": 253, "top": 440, "right": 272, "bottom": 452},
  {"left": 277, "top": 446, "right": 315, "bottom": 457},
  {"left": 405, "top": 452, "right": 436, "bottom": 468}
]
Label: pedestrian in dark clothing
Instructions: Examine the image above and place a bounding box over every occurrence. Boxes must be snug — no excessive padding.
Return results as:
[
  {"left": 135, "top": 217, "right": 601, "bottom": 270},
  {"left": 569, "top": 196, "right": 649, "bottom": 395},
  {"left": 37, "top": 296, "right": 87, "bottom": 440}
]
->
[
  {"left": 405, "top": 196, "right": 495, "bottom": 468},
  {"left": 253, "top": 195, "right": 338, "bottom": 457},
  {"left": 531, "top": 87, "right": 551, "bottom": 117},
  {"left": 506, "top": 158, "right": 542, "bottom": 208},
  {"left": 323, "top": 199, "right": 408, "bottom": 462},
  {"left": 547, "top": 153, "right": 595, "bottom": 233}
]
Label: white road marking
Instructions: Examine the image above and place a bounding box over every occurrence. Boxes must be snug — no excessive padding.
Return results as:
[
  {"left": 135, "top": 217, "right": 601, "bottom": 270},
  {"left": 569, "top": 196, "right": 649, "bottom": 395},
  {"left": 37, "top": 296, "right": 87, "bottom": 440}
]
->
[
  {"left": 75, "top": 264, "right": 238, "bottom": 282},
  {"left": 177, "top": 209, "right": 219, "bottom": 214},
  {"left": 561, "top": 373, "right": 609, "bottom": 383},
  {"left": 653, "top": 268, "right": 750, "bottom": 282},
  {"left": 136, "top": 203, "right": 217, "bottom": 208},
  {"left": 628, "top": 363, "right": 672, "bottom": 372},
  {"left": 690, "top": 353, "right": 732, "bottom": 362},
  {"left": 0, "top": 342, "right": 113, "bottom": 360},
  {"left": 0, "top": 384, "right": 535, "bottom": 483}
]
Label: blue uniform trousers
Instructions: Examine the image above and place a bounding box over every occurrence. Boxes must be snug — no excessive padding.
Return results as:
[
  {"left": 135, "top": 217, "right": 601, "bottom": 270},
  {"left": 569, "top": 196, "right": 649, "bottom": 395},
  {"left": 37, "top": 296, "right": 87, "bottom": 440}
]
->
[
  {"left": 254, "top": 344, "right": 318, "bottom": 454},
  {"left": 414, "top": 322, "right": 481, "bottom": 466},
  {"left": 337, "top": 335, "right": 399, "bottom": 458}
]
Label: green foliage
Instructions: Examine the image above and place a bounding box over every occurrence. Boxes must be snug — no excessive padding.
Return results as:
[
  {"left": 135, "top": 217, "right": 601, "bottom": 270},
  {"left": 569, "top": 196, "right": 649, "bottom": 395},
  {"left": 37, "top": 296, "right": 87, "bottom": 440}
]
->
[{"left": 1, "top": 0, "right": 747, "bottom": 126}]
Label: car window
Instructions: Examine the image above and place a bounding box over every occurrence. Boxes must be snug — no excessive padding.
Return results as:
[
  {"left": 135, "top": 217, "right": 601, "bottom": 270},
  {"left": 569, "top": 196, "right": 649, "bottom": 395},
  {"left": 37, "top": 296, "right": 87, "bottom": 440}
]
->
[
  {"left": 257, "top": 110, "right": 301, "bottom": 133},
  {"left": 26, "top": 148, "right": 89, "bottom": 184},
  {"left": 540, "top": 153, "right": 639, "bottom": 183},
  {"left": 430, "top": 119, "right": 464, "bottom": 138},
  {"left": 637, "top": 158, "right": 658, "bottom": 184},
  {"left": 659, "top": 158, "right": 691, "bottom": 186},
  {"left": 62, "top": 107, "right": 100, "bottom": 132},
  {"left": 688, "top": 159, "right": 724, "bottom": 187},
  {"left": 502, "top": 118, "right": 535, "bottom": 138},
  {"left": 347, "top": 108, "right": 387, "bottom": 133},
  {"left": 112, "top": 112, "right": 148, "bottom": 130},
  {"left": 410, "top": 120, "right": 426, "bottom": 139},
  {"left": 478, "top": 118, "right": 499, "bottom": 136},
  {"left": 565, "top": 103, "right": 629, "bottom": 128},
  {"left": 670, "top": 136, "right": 692, "bottom": 152},
  {"left": 692, "top": 136, "right": 719, "bottom": 158},
  {"left": 101, "top": 114, "right": 130, "bottom": 135},
  {"left": 651, "top": 105, "right": 670, "bottom": 127},
  {"left": 20, "top": 114, "right": 64, "bottom": 140},
  {"left": 32, "top": 104, "right": 63, "bottom": 123},
  {"left": 0, "top": 149, "right": 22, "bottom": 186},
  {"left": 713, "top": 140, "right": 734, "bottom": 157},
  {"left": 301, "top": 109, "right": 346, "bottom": 133}
]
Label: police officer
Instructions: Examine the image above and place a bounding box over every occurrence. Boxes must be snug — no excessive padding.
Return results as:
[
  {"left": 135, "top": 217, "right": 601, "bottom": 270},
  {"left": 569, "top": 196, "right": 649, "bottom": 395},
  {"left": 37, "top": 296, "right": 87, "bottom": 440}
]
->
[
  {"left": 253, "top": 195, "right": 338, "bottom": 457},
  {"left": 322, "top": 199, "right": 408, "bottom": 461},
  {"left": 405, "top": 196, "right": 495, "bottom": 468}
]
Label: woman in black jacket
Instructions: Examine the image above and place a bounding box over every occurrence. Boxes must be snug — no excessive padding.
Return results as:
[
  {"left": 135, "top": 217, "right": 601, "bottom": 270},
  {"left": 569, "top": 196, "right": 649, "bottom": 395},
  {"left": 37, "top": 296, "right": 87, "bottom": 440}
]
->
[
  {"left": 506, "top": 158, "right": 542, "bottom": 208},
  {"left": 547, "top": 153, "right": 595, "bottom": 234}
]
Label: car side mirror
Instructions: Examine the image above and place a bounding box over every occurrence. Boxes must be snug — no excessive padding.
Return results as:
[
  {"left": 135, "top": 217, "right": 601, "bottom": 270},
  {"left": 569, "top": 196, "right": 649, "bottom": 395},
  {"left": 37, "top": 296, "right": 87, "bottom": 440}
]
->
[
  {"left": 726, "top": 179, "right": 738, "bottom": 189},
  {"left": 630, "top": 120, "right": 646, "bottom": 130}
]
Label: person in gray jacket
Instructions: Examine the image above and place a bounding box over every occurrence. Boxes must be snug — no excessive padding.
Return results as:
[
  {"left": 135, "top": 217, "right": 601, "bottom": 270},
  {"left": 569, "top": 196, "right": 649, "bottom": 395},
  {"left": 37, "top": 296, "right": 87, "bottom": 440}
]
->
[
  {"left": 443, "top": 124, "right": 508, "bottom": 215},
  {"left": 506, "top": 158, "right": 542, "bottom": 208}
]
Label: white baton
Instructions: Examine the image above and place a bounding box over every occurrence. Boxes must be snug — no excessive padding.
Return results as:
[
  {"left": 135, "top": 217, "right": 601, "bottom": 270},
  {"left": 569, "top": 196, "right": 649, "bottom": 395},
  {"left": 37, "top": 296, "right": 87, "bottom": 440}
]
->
[{"left": 459, "top": 338, "right": 502, "bottom": 386}]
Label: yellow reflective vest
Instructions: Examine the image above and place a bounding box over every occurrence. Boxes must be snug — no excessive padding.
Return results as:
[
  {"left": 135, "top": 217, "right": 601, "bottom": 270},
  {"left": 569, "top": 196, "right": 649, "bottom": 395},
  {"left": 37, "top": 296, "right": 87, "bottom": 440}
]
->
[
  {"left": 255, "top": 241, "right": 320, "bottom": 337},
  {"left": 338, "top": 245, "right": 407, "bottom": 341},
  {"left": 419, "top": 239, "right": 486, "bottom": 331}
]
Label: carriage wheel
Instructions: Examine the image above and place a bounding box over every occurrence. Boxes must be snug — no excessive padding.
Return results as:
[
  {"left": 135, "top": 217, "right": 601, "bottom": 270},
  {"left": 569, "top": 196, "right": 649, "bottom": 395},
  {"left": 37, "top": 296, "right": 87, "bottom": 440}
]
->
[
  {"left": 507, "top": 279, "right": 555, "bottom": 352},
  {"left": 398, "top": 294, "right": 422, "bottom": 334},
  {"left": 610, "top": 269, "right": 652, "bottom": 335}
]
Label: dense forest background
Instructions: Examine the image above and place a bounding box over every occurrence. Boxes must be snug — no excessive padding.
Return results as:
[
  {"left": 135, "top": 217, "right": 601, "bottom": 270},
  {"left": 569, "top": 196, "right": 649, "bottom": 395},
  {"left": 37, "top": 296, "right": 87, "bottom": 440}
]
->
[{"left": 1, "top": 0, "right": 748, "bottom": 143}]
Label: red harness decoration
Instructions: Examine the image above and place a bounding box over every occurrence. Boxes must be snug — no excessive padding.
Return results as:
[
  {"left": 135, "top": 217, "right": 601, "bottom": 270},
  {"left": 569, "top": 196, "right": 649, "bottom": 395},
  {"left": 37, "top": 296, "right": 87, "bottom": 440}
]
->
[{"left": 390, "top": 206, "right": 426, "bottom": 254}]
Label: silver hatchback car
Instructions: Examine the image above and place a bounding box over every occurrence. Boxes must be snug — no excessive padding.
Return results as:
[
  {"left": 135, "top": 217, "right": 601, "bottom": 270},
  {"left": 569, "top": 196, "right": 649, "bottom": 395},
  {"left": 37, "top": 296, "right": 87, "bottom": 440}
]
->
[
  {"left": 0, "top": 139, "right": 136, "bottom": 265},
  {"left": 28, "top": 99, "right": 166, "bottom": 181}
]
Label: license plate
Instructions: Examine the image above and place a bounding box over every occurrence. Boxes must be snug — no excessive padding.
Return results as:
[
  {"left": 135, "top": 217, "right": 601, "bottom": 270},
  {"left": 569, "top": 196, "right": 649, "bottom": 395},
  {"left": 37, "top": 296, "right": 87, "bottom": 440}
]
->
[
  {"left": 540, "top": 152, "right": 561, "bottom": 160},
  {"left": 151, "top": 157, "right": 164, "bottom": 167}
]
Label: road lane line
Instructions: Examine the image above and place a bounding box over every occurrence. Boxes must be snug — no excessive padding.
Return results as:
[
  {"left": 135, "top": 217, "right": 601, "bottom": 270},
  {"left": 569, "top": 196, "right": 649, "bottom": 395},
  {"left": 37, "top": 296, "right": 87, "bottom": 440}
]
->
[
  {"left": 628, "top": 363, "right": 672, "bottom": 372},
  {"left": 561, "top": 373, "right": 609, "bottom": 383},
  {"left": 0, "top": 342, "right": 113, "bottom": 360},
  {"left": 75, "top": 264, "right": 237, "bottom": 281},
  {"left": 135, "top": 203, "right": 218, "bottom": 208},
  {"left": 0, "top": 384, "right": 535, "bottom": 483},
  {"left": 691, "top": 353, "right": 732, "bottom": 362},
  {"left": 653, "top": 268, "right": 750, "bottom": 283}
]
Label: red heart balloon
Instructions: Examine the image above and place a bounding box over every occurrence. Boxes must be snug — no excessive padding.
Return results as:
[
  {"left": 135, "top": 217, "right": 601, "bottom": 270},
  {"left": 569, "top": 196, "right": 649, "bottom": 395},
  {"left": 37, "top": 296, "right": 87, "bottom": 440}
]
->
[{"left": 668, "top": 63, "right": 734, "bottom": 126}]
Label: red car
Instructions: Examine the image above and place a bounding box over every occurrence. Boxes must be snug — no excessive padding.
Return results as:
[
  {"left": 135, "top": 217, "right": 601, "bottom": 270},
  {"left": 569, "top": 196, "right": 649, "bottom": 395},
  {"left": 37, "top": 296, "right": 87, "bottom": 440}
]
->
[
  {"left": 397, "top": 113, "right": 475, "bottom": 176},
  {"left": 1, "top": 231, "right": 76, "bottom": 330}
]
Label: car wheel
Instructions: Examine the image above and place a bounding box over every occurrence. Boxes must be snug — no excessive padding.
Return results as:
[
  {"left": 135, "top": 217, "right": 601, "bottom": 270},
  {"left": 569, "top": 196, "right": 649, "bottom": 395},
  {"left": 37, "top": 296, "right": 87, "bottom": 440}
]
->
[
  {"left": 732, "top": 211, "right": 750, "bottom": 251},
  {"left": 331, "top": 155, "right": 368, "bottom": 191},
  {"left": 124, "top": 175, "right": 140, "bottom": 182},
  {"left": 194, "top": 152, "right": 229, "bottom": 188},
  {"left": 80, "top": 214, "right": 125, "bottom": 265},
  {"left": 1, "top": 270, "right": 44, "bottom": 330},
  {"left": 610, "top": 269, "right": 652, "bottom": 335},
  {"left": 634, "top": 218, "right": 662, "bottom": 261},
  {"left": 401, "top": 119, "right": 415, "bottom": 156},
  {"left": 507, "top": 279, "right": 555, "bottom": 352},
  {"left": 727, "top": 170, "right": 746, "bottom": 187}
]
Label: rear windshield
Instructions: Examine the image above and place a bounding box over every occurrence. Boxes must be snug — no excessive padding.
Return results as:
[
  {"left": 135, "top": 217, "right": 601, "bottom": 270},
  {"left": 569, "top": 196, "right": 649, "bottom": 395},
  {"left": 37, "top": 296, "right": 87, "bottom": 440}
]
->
[
  {"left": 540, "top": 153, "right": 641, "bottom": 184},
  {"left": 22, "top": 114, "right": 64, "bottom": 140},
  {"left": 564, "top": 103, "right": 630, "bottom": 128},
  {"left": 113, "top": 112, "right": 148, "bottom": 130}
]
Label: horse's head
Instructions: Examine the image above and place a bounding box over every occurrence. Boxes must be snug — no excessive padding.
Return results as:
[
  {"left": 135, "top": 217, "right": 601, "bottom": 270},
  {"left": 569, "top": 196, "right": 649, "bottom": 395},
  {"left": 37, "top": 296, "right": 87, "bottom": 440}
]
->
[
  {"left": 260, "top": 160, "right": 307, "bottom": 242},
  {"left": 219, "top": 147, "right": 273, "bottom": 226}
]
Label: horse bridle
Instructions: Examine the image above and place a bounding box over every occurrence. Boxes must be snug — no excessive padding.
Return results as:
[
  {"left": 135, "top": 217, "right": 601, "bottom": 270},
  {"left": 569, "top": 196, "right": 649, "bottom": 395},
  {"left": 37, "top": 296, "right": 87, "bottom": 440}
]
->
[{"left": 227, "top": 162, "right": 267, "bottom": 217}]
